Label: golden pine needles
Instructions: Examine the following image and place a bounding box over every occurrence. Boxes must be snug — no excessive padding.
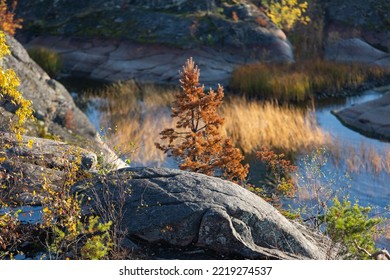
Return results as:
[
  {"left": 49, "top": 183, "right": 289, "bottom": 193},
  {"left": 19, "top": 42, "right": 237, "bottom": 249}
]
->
[
  {"left": 156, "top": 58, "right": 249, "bottom": 184},
  {"left": 0, "top": 0, "right": 22, "bottom": 36}
]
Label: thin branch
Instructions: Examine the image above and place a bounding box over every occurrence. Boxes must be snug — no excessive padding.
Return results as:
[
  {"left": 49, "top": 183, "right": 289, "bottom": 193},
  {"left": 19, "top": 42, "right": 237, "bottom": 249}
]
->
[{"left": 353, "top": 240, "right": 390, "bottom": 260}]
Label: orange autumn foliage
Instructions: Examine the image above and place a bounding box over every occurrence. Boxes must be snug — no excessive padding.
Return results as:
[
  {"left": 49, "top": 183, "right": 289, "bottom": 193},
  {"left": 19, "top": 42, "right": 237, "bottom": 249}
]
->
[
  {"left": 156, "top": 58, "right": 249, "bottom": 184},
  {"left": 0, "top": 0, "right": 22, "bottom": 36}
]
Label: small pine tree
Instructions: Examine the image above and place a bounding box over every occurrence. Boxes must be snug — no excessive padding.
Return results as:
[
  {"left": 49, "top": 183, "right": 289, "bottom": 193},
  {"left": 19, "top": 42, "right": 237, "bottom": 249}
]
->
[{"left": 156, "top": 58, "right": 249, "bottom": 184}]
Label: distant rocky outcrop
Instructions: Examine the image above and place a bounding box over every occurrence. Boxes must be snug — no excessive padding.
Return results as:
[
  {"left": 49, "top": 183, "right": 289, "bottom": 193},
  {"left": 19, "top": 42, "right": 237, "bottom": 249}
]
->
[
  {"left": 332, "top": 86, "right": 390, "bottom": 141},
  {"left": 22, "top": 36, "right": 255, "bottom": 87},
  {"left": 16, "top": 0, "right": 291, "bottom": 58},
  {"left": 325, "top": 0, "right": 390, "bottom": 51},
  {"left": 325, "top": 38, "right": 390, "bottom": 67},
  {"left": 14, "top": 0, "right": 292, "bottom": 86},
  {"left": 74, "top": 167, "right": 336, "bottom": 260}
]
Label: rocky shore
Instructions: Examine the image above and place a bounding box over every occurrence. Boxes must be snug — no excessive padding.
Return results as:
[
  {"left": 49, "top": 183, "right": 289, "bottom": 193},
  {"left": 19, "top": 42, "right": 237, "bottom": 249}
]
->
[
  {"left": 2, "top": 34, "right": 127, "bottom": 169},
  {"left": 332, "top": 85, "right": 390, "bottom": 141},
  {"left": 0, "top": 33, "right": 337, "bottom": 260},
  {"left": 2, "top": 0, "right": 390, "bottom": 259}
]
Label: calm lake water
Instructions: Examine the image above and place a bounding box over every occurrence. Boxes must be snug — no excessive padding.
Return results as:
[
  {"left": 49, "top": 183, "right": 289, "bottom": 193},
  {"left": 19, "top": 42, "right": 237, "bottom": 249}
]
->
[
  {"left": 62, "top": 78, "right": 390, "bottom": 248},
  {"left": 315, "top": 92, "right": 390, "bottom": 208},
  {"left": 299, "top": 91, "right": 390, "bottom": 248}
]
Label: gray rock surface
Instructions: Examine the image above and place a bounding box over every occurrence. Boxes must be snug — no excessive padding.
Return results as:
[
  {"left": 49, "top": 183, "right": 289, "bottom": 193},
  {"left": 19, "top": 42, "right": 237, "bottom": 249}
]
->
[
  {"left": 333, "top": 86, "right": 390, "bottom": 140},
  {"left": 74, "top": 167, "right": 335, "bottom": 260},
  {"left": 325, "top": 38, "right": 390, "bottom": 67},
  {"left": 3, "top": 34, "right": 97, "bottom": 139},
  {"left": 0, "top": 133, "right": 97, "bottom": 205},
  {"left": 15, "top": 0, "right": 291, "bottom": 58}
]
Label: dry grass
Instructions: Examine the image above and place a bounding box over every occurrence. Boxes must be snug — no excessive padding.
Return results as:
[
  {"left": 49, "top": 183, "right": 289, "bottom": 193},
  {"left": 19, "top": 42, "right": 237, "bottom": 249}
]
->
[
  {"left": 87, "top": 81, "right": 329, "bottom": 165},
  {"left": 85, "top": 79, "right": 390, "bottom": 178},
  {"left": 230, "top": 63, "right": 312, "bottom": 102},
  {"left": 85, "top": 79, "right": 390, "bottom": 184},
  {"left": 329, "top": 139, "right": 390, "bottom": 174},
  {"left": 221, "top": 97, "right": 328, "bottom": 154},
  {"left": 230, "top": 60, "right": 389, "bottom": 102},
  {"left": 87, "top": 80, "right": 177, "bottom": 165}
]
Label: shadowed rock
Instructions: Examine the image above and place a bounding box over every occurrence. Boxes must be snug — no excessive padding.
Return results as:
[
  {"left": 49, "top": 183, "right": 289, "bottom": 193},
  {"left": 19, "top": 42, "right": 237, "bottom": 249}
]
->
[
  {"left": 325, "top": 38, "right": 390, "bottom": 67},
  {"left": 333, "top": 87, "right": 390, "bottom": 141},
  {"left": 74, "top": 167, "right": 334, "bottom": 260},
  {"left": 15, "top": 0, "right": 293, "bottom": 86}
]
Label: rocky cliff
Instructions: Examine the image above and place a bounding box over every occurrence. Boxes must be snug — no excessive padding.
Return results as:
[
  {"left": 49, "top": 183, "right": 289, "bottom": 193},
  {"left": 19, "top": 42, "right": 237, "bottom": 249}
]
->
[
  {"left": 13, "top": 0, "right": 293, "bottom": 85},
  {"left": 325, "top": 0, "right": 390, "bottom": 51},
  {"left": 15, "top": 0, "right": 291, "bottom": 59},
  {"left": 1, "top": 34, "right": 126, "bottom": 169}
]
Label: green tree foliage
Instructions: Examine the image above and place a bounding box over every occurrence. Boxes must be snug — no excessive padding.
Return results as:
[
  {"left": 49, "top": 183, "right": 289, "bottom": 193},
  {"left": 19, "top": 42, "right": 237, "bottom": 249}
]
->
[{"left": 322, "top": 198, "right": 382, "bottom": 259}]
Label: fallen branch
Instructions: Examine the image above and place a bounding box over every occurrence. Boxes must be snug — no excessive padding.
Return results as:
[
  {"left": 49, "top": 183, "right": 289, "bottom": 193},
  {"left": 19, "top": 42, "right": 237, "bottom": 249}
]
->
[{"left": 353, "top": 240, "right": 390, "bottom": 260}]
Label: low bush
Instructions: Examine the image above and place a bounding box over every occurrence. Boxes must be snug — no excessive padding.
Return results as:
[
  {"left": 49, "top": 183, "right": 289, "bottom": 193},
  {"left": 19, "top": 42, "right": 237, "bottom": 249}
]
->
[
  {"left": 28, "top": 47, "right": 63, "bottom": 78},
  {"left": 323, "top": 197, "right": 382, "bottom": 259},
  {"left": 254, "top": 146, "right": 385, "bottom": 259}
]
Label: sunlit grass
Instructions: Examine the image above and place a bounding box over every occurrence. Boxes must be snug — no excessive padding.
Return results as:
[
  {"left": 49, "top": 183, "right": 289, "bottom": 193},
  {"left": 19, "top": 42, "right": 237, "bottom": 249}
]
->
[
  {"left": 221, "top": 97, "right": 328, "bottom": 154},
  {"left": 85, "top": 80, "right": 177, "bottom": 165},
  {"left": 87, "top": 80, "right": 329, "bottom": 165},
  {"left": 230, "top": 59, "right": 389, "bottom": 102}
]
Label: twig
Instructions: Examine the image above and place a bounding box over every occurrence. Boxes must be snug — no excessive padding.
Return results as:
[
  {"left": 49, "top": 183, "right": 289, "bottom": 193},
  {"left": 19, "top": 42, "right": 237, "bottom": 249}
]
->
[{"left": 353, "top": 240, "right": 390, "bottom": 260}]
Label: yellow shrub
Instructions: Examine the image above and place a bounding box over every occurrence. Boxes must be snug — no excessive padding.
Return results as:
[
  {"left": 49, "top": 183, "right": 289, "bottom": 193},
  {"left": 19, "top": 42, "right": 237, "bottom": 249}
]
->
[
  {"left": 0, "top": 31, "right": 35, "bottom": 140},
  {"left": 264, "top": 0, "right": 310, "bottom": 31}
]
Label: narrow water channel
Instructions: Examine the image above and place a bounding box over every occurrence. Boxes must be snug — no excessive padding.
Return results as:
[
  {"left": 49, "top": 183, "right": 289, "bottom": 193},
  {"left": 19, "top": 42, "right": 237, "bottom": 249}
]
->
[{"left": 314, "top": 91, "right": 390, "bottom": 208}]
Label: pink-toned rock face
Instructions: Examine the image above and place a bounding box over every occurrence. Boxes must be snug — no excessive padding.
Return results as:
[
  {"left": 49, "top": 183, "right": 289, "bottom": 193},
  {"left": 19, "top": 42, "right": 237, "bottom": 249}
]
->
[
  {"left": 325, "top": 0, "right": 390, "bottom": 51},
  {"left": 325, "top": 23, "right": 390, "bottom": 52},
  {"left": 23, "top": 35, "right": 291, "bottom": 87},
  {"left": 14, "top": 0, "right": 293, "bottom": 85}
]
